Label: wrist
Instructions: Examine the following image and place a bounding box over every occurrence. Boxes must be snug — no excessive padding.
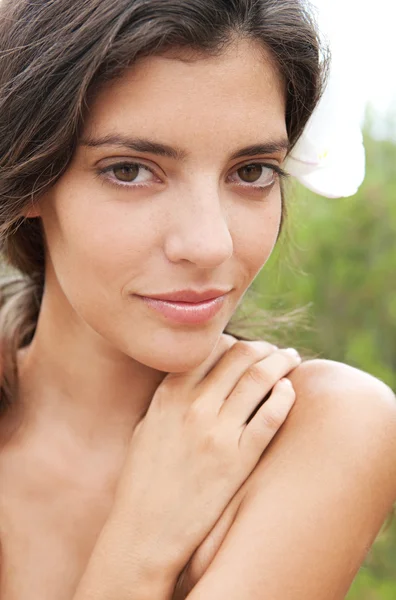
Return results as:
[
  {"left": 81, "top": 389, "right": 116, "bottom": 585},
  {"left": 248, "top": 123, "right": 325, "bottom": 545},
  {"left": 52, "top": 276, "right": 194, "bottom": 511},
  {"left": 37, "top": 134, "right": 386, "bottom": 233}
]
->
[
  {"left": 108, "top": 499, "right": 187, "bottom": 580},
  {"left": 73, "top": 509, "right": 181, "bottom": 600},
  {"left": 74, "top": 550, "right": 178, "bottom": 600}
]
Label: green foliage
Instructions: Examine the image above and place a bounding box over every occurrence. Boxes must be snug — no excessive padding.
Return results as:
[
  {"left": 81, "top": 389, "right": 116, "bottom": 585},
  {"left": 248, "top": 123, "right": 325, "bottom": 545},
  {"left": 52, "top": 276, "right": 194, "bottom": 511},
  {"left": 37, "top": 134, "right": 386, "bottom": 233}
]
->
[
  {"left": 347, "top": 569, "right": 396, "bottom": 600},
  {"left": 253, "top": 131, "right": 396, "bottom": 391},
  {"left": 249, "top": 130, "right": 396, "bottom": 598}
]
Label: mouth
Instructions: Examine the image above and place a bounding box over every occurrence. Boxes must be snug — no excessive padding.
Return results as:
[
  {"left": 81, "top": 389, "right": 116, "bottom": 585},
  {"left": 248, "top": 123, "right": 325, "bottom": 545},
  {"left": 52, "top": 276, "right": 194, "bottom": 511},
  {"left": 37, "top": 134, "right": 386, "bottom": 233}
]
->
[
  {"left": 140, "top": 288, "right": 232, "bottom": 303},
  {"left": 136, "top": 291, "right": 230, "bottom": 325}
]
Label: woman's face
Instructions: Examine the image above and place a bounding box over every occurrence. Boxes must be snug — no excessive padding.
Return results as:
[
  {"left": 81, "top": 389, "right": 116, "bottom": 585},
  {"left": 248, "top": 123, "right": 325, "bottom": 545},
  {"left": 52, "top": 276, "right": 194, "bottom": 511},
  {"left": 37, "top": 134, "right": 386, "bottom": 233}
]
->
[{"left": 37, "top": 39, "right": 288, "bottom": 372}]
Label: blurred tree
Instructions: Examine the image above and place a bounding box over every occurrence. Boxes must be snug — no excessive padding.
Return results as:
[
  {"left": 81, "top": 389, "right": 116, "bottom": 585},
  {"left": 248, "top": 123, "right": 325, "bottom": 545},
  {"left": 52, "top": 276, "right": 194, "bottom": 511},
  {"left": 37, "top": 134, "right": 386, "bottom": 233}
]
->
[
  {"left": 233, "top": 128, "right": 396, "bottom": 598},
  {"left": 250, "top": 130, "right": 396, "bottom": 391}
]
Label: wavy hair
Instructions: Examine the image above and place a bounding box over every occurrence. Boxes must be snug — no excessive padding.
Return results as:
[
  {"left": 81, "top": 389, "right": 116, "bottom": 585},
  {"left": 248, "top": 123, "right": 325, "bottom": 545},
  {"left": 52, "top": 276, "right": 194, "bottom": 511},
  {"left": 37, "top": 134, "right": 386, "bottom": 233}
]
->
[{"left": 0, "top": 0, "right": 328, "bottom": 414}]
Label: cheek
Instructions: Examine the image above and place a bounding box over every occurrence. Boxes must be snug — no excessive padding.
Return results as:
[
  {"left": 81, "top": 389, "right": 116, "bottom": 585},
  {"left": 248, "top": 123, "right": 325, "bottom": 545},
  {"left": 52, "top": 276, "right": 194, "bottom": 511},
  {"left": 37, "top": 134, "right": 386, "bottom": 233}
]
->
[
  {"left": 231, "top": 192, "right": 282, "bottom": 279},
  {"left": 38, "top": 179, "right": 282, "bottom": 366},
  {"left": 41, "top": 173, "right": 281, "bottom": 310},
  {"left": 40, "top": 183, "right": 161, "bottom": 304}
]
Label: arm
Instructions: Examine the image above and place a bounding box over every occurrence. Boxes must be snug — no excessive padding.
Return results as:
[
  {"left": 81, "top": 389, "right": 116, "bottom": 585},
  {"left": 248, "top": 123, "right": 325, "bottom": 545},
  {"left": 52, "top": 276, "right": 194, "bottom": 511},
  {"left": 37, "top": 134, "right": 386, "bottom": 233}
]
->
[
  {"left": 71, "top": 513, "right": 180, "bottom": 600},
  {"left": 70, "top": 339, "right": 299, "bottom": 600},
  {"left": 183, "top": 359, "right": 396, "bottom": 600}
]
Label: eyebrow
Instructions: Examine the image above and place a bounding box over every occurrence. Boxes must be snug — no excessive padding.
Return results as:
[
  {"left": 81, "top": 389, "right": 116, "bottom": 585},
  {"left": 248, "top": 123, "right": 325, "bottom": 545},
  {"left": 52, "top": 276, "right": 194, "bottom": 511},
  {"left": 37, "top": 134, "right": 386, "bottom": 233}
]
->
[{"left": 80, "top": 135, "right": 290, "bottom": 161}]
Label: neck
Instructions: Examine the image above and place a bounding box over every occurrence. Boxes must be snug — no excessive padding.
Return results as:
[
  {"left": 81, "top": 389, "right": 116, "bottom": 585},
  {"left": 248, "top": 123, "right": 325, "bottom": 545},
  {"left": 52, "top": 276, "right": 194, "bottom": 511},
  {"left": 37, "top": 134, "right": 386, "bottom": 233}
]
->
[{"left": 14, "top": 280, "right": 167, "bottom": 450}]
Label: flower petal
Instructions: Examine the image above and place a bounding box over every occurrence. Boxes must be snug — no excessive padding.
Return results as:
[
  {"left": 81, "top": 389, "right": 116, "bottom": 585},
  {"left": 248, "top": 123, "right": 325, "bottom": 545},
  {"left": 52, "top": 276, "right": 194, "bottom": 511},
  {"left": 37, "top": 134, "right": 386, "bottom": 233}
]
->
[{"left": 285, "top": 63, "right": 366, "bottom": 198}]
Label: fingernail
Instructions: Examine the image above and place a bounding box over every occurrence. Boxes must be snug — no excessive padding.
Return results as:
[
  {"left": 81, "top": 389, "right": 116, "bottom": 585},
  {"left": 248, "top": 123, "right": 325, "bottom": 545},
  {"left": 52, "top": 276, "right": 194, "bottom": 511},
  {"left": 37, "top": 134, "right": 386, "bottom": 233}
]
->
[
  {"left": 280, "top": 377, "right": 293, "bottom": 386},
  {"left": 284, "top": 348, "right": 300, "bottom": 358}
]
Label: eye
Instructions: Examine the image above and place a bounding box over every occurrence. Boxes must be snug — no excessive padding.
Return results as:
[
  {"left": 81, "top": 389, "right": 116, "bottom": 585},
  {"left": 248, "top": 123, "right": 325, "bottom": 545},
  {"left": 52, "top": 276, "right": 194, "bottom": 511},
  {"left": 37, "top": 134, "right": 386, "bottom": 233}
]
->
[
  {"left": 229, "top": 163, "right": 282, "bottom": 189},
  {"left": 98, "top": 162, "right": 159, "bottom": 187},
  {"left": 113, "top": 164, "right": 141, "bottom": 182}
]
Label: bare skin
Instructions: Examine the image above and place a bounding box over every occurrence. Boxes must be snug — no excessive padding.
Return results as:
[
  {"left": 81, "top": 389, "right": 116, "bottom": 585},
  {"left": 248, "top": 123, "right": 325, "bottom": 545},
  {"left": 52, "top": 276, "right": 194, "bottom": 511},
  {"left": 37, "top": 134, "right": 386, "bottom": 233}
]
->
[
  {"left": 0, "top": 336, "right": 300, "bottom": 600},
  {"left": 2, "top": 349, "right": 395, "bottom": 600},
  {"left": 1, "top": 38, "right": 396, "bottom": 600},
  {"left": 0, "top": 39, "right": 291, "bottom": 598}
]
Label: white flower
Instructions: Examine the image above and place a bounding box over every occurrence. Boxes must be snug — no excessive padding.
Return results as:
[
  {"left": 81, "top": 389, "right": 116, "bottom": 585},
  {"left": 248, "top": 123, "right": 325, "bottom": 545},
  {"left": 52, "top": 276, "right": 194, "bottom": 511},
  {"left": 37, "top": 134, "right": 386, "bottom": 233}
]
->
[{"left": 284, "top": 65, "right": 366, "bottom": 198}]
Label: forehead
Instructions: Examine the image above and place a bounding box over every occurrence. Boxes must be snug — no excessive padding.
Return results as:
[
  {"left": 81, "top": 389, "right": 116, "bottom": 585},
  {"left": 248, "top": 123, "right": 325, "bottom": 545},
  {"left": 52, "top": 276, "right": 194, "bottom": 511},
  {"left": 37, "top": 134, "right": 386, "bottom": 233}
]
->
[{"left": 83, "top": 39, "right": 287, "bottom": 152}]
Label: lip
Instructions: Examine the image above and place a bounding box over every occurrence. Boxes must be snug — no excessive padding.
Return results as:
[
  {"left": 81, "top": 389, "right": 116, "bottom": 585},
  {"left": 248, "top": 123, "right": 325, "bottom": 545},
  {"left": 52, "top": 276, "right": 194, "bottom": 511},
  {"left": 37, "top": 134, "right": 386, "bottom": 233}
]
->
[
  {"left": 136, "top": 292, "right": 230, "bottom": 324},
  {"left": 139, "top": 288, "right": 232, "bottom": 302}
]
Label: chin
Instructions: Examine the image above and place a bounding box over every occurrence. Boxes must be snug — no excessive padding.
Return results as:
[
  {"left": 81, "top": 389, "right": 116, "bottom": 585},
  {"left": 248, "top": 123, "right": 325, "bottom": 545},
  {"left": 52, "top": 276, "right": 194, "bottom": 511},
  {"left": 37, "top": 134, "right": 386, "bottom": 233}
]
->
[
  {"left": 135, "top": 349, "right": 213, "bottom": 374},
  {"left": 148, "top": 359, "right": 203, "bottom": 374},
  {"left": 121, "top": 333, "right": 223, "bottom": 374}
]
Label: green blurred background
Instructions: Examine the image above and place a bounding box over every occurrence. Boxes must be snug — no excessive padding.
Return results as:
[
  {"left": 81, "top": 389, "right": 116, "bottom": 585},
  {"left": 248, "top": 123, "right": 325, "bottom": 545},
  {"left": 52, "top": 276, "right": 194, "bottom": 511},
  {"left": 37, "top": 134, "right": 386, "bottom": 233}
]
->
[
  {"left": 230, "top": 125, "right": 396, "bottom": 599},
  {"left": 3, "top": 121, "right": 393, "bottom": 597}
]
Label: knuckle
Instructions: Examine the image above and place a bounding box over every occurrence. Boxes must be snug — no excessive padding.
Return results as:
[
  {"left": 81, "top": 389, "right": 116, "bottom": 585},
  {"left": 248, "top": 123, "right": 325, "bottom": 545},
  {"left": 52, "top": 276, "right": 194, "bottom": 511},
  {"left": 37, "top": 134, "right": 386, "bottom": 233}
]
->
[
  {"left": 232, "top": 340, "right": 262, "bottom": 361},
  {"left": 185, "top": 399, "right": 210, "bottom": 424},
  {"left": 200, "top": 426, "right": 227, "bottom": 454},
  {"left": 152, "top": 376, "right": 190, "bottom": 412},
  {"left": 246, "top": 363, "right": 270, "bottom": 387},
  {"left": 203, "top": 428, "right": 220, "bottom": 450},
  {"left": 221, "top": 333, "right": 238, "bottom": 346},
  {"left": 260, "top": 407, "right": 286, "bottom": 431},
  {"left": 159, "top": 373, "right": 182, "bottom": 393},
  {"left": 151, "top": 383, "right": 169, "bottom": 407},
  {"left": 152, "top": 379, "right": 178, "bottom": 409},
  {"left": 214, "top": 334, "right": 239, "bottom": 360}
]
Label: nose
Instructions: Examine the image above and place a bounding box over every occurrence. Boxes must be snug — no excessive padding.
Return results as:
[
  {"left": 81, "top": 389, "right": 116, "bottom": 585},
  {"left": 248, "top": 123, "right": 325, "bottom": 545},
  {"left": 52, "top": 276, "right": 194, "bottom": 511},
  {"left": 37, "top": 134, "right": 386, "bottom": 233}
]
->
[{"left": 164, "top": 182, "right": 234, "bottom": 268}]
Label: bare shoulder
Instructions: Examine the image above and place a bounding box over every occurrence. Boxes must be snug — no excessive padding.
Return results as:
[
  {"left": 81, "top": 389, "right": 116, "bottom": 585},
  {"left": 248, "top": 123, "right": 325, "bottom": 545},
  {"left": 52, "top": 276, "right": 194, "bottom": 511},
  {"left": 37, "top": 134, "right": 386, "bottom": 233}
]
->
[
  {"left": 287, "top": 358, "right": 396, "bottom": 455},
  {"left": 290, "top": 357, "right": 395, "bottom": 399},
  {"left": 244, "top": 358, "right": 396, "bottom": 501},
  {"left": 288, "top": 357, "right": 396, "bottom": 423},
  {"left": 180, "top": 359, "right": 396, "bottom": 600},
  {"left": 173, "top": 358, "right": 396, "bottom": 598}
]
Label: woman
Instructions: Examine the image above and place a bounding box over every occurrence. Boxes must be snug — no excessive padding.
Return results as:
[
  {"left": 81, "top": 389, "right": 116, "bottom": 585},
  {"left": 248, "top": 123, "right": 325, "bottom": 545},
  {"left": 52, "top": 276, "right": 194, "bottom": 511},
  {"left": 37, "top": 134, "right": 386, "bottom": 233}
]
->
[{"left": 0, "top": 1, "right": 395, "bottom": 598}]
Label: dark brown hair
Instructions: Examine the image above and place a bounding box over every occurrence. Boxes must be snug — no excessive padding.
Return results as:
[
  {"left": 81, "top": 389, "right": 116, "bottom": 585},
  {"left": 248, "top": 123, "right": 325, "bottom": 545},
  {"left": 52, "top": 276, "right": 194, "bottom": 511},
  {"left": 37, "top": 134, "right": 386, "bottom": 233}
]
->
[{"left": 0, "top": 0, "right": 328, "bottom": 414}]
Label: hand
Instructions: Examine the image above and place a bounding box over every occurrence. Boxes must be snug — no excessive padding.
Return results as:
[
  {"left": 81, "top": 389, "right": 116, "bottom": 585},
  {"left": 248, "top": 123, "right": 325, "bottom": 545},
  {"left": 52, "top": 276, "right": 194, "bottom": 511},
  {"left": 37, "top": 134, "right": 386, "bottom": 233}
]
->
[{"left": 111, "top": 335, "right": 301, "bottom": 579}]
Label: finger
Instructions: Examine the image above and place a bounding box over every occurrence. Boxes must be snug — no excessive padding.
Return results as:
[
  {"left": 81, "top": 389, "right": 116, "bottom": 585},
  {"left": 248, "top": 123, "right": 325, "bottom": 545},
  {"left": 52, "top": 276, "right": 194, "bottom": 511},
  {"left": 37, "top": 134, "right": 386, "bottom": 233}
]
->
[
  {"left": 196, "top": 340, "right": 282, "bottom": 412},
  {"left": 218, "top": 348, "right": 301, "bottom": 423},
  {"left": 239, "top": 377, "right": 296, "bottom": 455}
]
